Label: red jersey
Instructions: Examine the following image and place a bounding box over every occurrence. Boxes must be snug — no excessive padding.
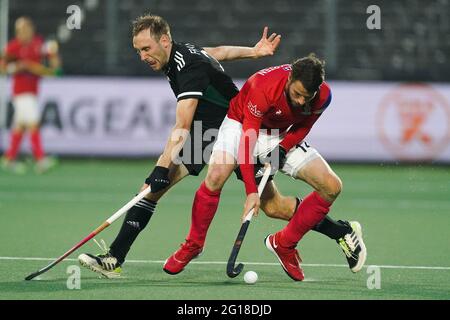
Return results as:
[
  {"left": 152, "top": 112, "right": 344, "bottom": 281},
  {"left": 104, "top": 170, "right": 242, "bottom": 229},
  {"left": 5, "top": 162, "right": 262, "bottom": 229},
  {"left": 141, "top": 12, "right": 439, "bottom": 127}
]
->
[
  {"left": 228, "top": 64, "right": 332, "bottom": 194},
  {"left": 5, "top": 35, "right": 46, "bottom": 96}
]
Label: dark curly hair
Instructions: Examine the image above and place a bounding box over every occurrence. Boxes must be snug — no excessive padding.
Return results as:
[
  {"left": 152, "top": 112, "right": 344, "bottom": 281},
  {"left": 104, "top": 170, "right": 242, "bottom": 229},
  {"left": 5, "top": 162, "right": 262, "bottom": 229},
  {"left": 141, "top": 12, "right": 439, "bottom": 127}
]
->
[{"left": 291, "top": 53, "right": 325, "bottom": 94}]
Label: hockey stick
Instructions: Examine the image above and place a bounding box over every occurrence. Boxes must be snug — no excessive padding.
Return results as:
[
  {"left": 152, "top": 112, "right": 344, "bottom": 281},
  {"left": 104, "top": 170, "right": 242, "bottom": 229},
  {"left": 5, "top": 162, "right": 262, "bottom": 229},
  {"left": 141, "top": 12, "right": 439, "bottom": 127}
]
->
[
  {"left": 226, "top": 164, "right": 271, "bottom": 278},
  {"left": 24, "top": 186, "right": 152, "bottom": 280}
]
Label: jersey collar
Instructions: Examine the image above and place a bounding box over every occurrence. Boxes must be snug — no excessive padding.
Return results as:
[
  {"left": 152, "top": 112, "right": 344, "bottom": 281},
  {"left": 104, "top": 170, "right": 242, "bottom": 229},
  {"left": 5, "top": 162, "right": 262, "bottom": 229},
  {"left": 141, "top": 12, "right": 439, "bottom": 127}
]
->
[{"left": 162, "top": 40, "right": 179, "bottom": 75}]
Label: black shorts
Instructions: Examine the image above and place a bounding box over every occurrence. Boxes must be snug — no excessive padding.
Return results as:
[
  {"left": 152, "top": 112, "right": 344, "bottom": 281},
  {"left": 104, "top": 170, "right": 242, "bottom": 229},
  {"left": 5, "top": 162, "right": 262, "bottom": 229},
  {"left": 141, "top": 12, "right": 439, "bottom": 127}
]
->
[
  {"left": 179, "top": 105, "right": 226, "bottom": 176},
  {"left": 179, "top": 118, "right": 274, "bottom": 185},
  {"left": 182, "top": 145, "right": 274, "bottom": 185},
  {"left": 233, "top": 162, "right": 275, "bottom": 185},
  {"left": 179, "top": 128, "right": 216, "bottom": 176},
  {"left": 179, "top": 104, "right": 274, "bottom": 184}
]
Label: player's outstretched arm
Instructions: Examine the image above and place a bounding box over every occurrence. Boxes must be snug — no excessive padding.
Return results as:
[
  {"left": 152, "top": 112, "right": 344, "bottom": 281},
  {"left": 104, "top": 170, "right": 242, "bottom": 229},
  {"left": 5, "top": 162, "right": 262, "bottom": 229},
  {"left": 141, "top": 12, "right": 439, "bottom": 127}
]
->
[
  {"left": 204, "top": 26, "right": 281, "bottom": 62},
  {"left": 157, "top": 98, "right": 198, "bottom": 168},
  {"left": 145, "top": 98, "right": 198, "bottom": 193},
  {"left": 22, "top": 61, "right": 58, "bottom": 76}
]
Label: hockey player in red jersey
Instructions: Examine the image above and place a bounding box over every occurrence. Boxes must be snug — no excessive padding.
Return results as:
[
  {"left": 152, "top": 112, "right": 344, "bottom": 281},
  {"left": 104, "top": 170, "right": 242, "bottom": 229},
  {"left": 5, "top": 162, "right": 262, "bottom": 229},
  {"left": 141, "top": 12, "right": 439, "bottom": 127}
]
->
[
  {"left": 164, "top": 54, "right": 367, "bottom": 280},
  {"left": 1, "top": 17, "right": 61, "bottom": 174}
]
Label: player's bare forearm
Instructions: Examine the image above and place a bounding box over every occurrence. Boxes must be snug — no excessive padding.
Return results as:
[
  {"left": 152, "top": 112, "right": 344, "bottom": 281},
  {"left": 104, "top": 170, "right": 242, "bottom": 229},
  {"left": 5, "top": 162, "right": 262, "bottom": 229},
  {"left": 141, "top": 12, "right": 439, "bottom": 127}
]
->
[
  {"left": 157, "top": 127, "right": 189, "bottom": 168},
  {"left": 26, "top": 62, "right": 52, "bottom": 76},
  {"left": 204, "top": 26, "right": 281, "bottom": 62},
  {"left": 205, "top": 46, "right": 258, "bottom": 61},
  {"left": 156, "top": 98, "right": 198, "bottom": 168},
  {"left": 23, "top": 61, "right": 58, "bottom": 76}
]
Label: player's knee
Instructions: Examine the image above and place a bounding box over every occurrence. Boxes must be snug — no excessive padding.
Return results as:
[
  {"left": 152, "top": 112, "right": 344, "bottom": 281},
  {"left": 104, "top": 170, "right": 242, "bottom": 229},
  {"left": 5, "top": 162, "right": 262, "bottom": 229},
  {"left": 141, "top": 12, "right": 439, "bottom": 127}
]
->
[
  {"left": 12, "top": 126, "right": 25, "bottom": 133},
  {"left": 322, "top": 174, "right": 342, "bottom": 201},
  {"left": 205, "top": 168, "right": 227, "bottom": 191},
  {"left": 29, "top": 124, "right": 40, "bottom": 132}
]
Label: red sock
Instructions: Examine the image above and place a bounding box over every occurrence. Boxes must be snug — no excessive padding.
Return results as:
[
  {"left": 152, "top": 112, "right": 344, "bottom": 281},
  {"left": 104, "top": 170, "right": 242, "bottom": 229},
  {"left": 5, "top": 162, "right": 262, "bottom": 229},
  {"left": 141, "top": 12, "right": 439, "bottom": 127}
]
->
[
  {"left": 5, "top": 131, "right": 24, "bottom": 161},
  {"left": 30, "top": 130, "right": 45, "bottom": 160},
  {"left": 279, "top": 191, "right": 332, "bottom": 248},
  {"left": 187, "top": 181, "right": 221, "bottom": 246}
]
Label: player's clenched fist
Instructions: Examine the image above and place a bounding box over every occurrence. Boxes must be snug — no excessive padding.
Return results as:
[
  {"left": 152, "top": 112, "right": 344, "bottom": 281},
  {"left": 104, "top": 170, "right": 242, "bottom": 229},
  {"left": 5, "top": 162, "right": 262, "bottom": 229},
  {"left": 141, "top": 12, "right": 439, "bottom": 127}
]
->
[
  {"left": 242, "top": 192, "right": 261, "bottom": 221},
  {"left": 145, "top": 166, "right": 170, "bottom": 193}
]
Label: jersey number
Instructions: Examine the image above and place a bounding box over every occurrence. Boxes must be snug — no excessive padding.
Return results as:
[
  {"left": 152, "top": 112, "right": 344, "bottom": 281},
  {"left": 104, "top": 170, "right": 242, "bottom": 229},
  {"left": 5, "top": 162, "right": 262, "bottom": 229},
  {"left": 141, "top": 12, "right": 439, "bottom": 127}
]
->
[{"left": 298, "top": 141, "right": 311, "bottom": 152}]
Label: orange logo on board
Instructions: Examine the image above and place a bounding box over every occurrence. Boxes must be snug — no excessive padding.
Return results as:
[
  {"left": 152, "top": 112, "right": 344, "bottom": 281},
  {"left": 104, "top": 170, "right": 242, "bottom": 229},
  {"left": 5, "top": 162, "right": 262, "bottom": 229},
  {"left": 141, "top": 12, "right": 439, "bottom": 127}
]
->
[{"left": 377, "top": 83, "right": 450, "bottom": 161}]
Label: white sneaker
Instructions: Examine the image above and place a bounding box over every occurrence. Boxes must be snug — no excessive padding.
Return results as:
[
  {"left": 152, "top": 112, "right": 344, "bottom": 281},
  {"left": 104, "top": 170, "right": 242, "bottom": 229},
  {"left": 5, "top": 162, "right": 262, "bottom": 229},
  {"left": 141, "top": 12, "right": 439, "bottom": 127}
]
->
[
  {"left": 337, "top": 221, "right": 367, "bottom": 273},
  {"left": 1, "top": 157, "right": 27, "bottom": 174},
  {"left": 78, "top": 253, "right": 122, "bottom": 279},
  {"left": 34, "top": 156, "right": 58, "bottom": 174},
  {"left": 78, "top": 239, "right": 122, "bottom": 279}
]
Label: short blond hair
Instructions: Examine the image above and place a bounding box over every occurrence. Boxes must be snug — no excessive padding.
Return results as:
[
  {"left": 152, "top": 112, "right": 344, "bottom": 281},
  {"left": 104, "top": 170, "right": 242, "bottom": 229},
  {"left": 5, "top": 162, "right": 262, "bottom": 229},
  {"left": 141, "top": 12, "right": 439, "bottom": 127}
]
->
[{"left": 132, "top": 14, "right": 171, "bottom": 41}]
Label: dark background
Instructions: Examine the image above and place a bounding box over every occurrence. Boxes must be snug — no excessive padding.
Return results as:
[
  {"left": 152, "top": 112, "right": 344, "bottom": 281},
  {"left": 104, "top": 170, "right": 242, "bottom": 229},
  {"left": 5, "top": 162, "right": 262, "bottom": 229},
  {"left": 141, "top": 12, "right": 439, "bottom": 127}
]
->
[{"left": 7, "top": 0, "right": 450, "bottom": 81}]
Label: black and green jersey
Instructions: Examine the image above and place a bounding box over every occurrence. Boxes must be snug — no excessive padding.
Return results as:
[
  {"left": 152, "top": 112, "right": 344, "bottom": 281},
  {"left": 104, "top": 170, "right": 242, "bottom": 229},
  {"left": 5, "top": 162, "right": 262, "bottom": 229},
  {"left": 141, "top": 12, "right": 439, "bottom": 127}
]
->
[{"left": 163, "top": 41, "right": 239, "bottom": 129}]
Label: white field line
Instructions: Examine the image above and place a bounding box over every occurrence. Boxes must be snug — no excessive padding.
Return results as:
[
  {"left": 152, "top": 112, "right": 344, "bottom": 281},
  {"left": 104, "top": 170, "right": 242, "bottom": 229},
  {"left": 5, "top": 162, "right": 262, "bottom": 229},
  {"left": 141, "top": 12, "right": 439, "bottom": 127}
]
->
[
  {"left": 1, "top": 256, "right": 449, "bottom": 271},
  {"left": 1, "top": 190, "right": 450, "bottom": 206}
]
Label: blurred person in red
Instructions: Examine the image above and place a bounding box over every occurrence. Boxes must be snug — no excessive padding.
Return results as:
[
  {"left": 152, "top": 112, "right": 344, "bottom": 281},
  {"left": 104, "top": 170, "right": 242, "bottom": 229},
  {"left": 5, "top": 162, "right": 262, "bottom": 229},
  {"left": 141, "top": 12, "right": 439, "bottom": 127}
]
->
[{"left": 0, "top": 16, "right": 61, "bottom": 174}]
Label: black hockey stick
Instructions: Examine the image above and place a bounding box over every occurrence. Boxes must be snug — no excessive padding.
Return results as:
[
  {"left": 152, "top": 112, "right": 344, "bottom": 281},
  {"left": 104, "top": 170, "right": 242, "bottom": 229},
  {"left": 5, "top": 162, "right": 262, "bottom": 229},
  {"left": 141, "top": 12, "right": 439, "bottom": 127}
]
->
[{"left": 226, "top": 164, "right": 271, "bottom": 278}]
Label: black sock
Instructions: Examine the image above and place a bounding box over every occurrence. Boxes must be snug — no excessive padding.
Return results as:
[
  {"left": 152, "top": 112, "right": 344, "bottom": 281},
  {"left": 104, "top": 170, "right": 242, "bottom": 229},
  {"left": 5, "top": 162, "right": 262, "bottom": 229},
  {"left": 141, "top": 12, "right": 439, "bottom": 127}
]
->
[
  {"left": 295, "top": 197, "right": 352, "bottom": 240},
  {"left": 313, "top": 216, "right": 352, "bottom": 240},
  {"left": 109, "top": 198, "right": 156, "bottom": 264}
]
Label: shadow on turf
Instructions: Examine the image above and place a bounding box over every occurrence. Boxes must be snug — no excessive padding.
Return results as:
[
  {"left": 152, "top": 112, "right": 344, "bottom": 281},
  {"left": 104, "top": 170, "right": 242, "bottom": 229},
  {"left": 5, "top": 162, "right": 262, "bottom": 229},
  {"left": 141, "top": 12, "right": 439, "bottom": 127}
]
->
[{"left": 0, "top": 275, "right": 355, "bottom": 296}]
